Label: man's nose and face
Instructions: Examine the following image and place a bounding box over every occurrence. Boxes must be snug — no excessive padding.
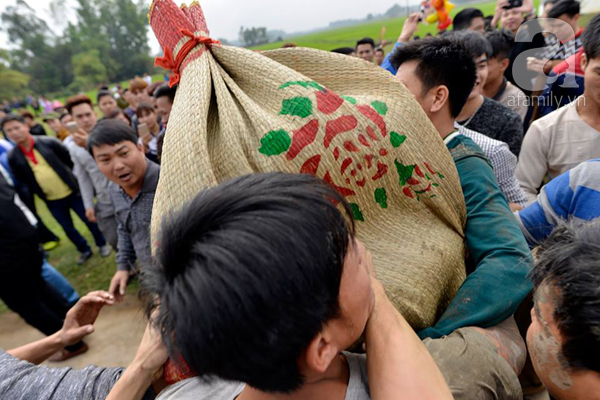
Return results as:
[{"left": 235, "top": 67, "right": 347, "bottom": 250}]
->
[
  {"left": 526, "top": 284, "right": 573, "bottom": 399},
  {"left": 3, "top": 120, "right": 31, "bottom": 146},
  {"left": 156, "top": 97, "right": 173, "bottom": 126},
  {"left": 356, "top": 44, "right": 375, "bottom": 62},
  {"left": 501, "top": 9, "right": 524, "bottom": 33},
  {"left": 395, "top": 61, "right": 433, "bottom": 117},
  {"left": 93, "top": 140, "right": 147, "bottom": 190},
  {"left": 98, "top": 96, "right": 118, "bottom": 118},
  {"left": 469, "top": 54, "right": 489, "bottom": 100},
  {"left": 71, "top": 103, "right": 98, "bottom": 133},
  {"left": 469, "top": 16, "right": 486, "bottom": 33}
]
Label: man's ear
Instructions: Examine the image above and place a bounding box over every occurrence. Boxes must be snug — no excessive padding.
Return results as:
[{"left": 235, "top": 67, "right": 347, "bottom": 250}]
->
[
  {"left": 581, "top": 52, "right": 588, "bottom": 72},
  {"left": 429, "top": 85, "right": 450, "bottom": 115},
  {"left": 500, "top": 58, "right": 510, "bottom": 73},
  {"left": 137, "top": 142, "right": 145, "bottom": 152},
  {"left": 304, "top": 329, "right": 339, "bottom": 374}
]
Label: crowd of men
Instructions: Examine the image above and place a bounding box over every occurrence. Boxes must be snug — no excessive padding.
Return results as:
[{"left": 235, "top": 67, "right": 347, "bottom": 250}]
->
[{"left": 0, "top": 0, "right": 599, "bottom": 399}]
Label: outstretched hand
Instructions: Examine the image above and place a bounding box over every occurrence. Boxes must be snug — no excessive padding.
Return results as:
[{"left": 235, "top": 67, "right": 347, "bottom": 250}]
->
[
  {"left": 60, "top": 291, "right": 115, "bottom": 347},
  {"left": 399, "top": 13, "right": 421, "bottom": 43}
]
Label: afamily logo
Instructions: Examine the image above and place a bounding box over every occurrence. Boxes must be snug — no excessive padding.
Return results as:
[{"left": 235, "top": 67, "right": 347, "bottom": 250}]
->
[{"left": 512, "top": 18, "right": 583, "bottom": 92}]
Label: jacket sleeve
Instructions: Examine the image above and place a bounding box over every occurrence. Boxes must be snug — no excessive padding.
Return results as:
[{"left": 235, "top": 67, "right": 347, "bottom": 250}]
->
[
  {"left": 419, "top": 155, "right": 533, "bottom": 339},
  {"left": 48, "top": 138, "right": 74, "bottom": 169},
  {"left": 115, "top": 219, "right": 136, "bottom": 272},
  {"left": 516, "top": 123, "right": 548, "bottom": 204},
  {"left": 72, "top": 155, "right": 95, "bottom": 211}
]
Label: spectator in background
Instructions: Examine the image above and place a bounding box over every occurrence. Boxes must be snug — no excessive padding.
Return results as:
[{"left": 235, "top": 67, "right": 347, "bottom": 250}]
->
[
  {"left": 3, "top": 114, "right": 108, "bottom": 265},
  {"left": 355, "top": 37, "right": 376, "bottom": 62},
  {"left": 154, "top": 83, "right": 177, "bottom": 162},
  {"left": 106, "top": 109, "right": 132, "bottom": 125},
  {"left": 528, "top": 0, "right": 583, "bottom": 76},
  {"left": 21, "top": 111, "right": 47, "bottom": 136},
  {"left": 493, "top": 1, "right": 545, "bottom": 95},
  {"left": 129, "top": 77, "right": 151, "bottom": 107},
  {"left": 516, "top": 16, "right": 600, "bottom": 203},
  {"left": 65, "top": 95, "right": 118, "bottom": 252},
  {"left": 452, "top": 8, "right": 486, "bottom": 33},
  {"left": 122, "top": 89, "right": 137, "bottom": 120},
  {"left": 331, "top": 47, "right": 356, "bottom": 56},
  {"left": 97, "top": 90, "right": 118, "bottom": 120},
  {"left": 136, "top": 102, "right": 161, "bottom": 163},
  {"left": 43, "top": 112, "right": 70, "bottom": 141},
  {"left": 526, "top": 220, "right": 600, "bottom": 400},
  {"left": 374, "top": 47, "right": 385, "bottom": 65},
  {"left": 88, "top": 120, "right": 160, "bottom": 301},
  {"left": 381, "top": 12, "right": 421, "bottom": 75},
  {"left": 483, "top": 30, "right": 528, "bottom": 121},
  {"left": 59, "top": 112, "right": 73, "bottom": 127},
  {"left": 537, "top": 48, "right": 585, "bottom": 117},
  {"left": 392, "top": 37, "right": 532, "bottom": 339},
  {"left": 449, "top": 31, "right": 524, "bottom": 156},
  {"left": 516, "top": 159, "right": 600, "bottom": 247}
]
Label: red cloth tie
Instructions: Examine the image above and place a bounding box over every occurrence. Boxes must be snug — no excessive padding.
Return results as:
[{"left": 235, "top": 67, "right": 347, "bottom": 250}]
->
[{"left": 154, "top": 29, "right": 220, "bottom": 87}]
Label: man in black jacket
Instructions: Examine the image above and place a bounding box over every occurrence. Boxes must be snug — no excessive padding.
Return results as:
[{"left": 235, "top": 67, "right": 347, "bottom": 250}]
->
[
  {"left": 0, "top": 162, "right": 88, "bottom": 361},
  {"left": 2, "top": 114, "right": 108, "bottom": 265}
]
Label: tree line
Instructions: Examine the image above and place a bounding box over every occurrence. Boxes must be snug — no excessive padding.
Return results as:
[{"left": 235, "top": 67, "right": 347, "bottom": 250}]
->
[{"left": 0, "top": 0, "right": 154, "bottom": 101}]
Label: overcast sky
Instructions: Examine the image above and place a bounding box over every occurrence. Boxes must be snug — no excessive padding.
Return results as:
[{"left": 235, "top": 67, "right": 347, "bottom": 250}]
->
[{"left": 1, "top": 0, "right": 417, "bottom": 54}]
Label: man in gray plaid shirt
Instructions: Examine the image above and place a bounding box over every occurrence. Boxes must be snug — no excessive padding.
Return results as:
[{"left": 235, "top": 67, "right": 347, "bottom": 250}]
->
[
  {"left": 87, "top": 119, "right": 160, "bottom": 301},
  {"left": 456, "top": 123, "right": 528, "bottom": 209}
]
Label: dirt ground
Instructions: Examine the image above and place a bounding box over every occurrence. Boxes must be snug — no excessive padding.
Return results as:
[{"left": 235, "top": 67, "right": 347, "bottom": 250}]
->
[{"left": 0, "top": 295, "right": 146, "bottom": 369}]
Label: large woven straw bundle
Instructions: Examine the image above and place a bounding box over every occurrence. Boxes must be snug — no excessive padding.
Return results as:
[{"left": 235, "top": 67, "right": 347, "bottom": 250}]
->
[{"left": 149, "top": 0, "right": 467, "bottom": 329}]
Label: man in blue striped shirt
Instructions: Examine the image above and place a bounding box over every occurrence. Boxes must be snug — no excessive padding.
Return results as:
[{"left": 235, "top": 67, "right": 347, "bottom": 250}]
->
[{"left": 516, "top": 159, "right": 600, "bottom": 246}]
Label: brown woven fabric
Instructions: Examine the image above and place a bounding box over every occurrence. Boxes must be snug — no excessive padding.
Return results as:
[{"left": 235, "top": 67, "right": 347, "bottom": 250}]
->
[{"left": 149, "top": 0, "right": 467, "bottom": 330}]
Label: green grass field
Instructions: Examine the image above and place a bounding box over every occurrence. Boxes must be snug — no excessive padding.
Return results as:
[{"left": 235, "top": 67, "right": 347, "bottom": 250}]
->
[
  {"left": 252, "top": 1, "right": 498, "bottom": 51},
  {"left": 252, "top": 0, "right": 594, "bottom": 52}
]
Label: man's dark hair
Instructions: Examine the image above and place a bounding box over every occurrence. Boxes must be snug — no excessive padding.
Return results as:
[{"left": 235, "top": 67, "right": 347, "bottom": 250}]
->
[
  {"left": 144, "top": 172, "right": 355, "bottom": 393},
  {"left": 107, "top": 108, "right": 132, "bottom": 124},
  {"left": 97, "top": 90, "right": 114, "bottom": 104},
  {"left": 136, "top": 102, "right": 155, "bottom": 117},
  {"left": 65, "top": 94, "right": 93, "bottom": 115},
  {"left": 58, "top": 112, "right": 71, "bottom": 123},
  {"left": 356, "top": 37, "right": 375, "bottom": 49},
  {"left": 20, "top": 110, "right": 34, "bottom": 120},
  {"left": 485, "top": 29, "right": 515, "bottom": 60},
  {"left": 87, "top": 119, "right": 138, "bottom": 156},
  {"left": 453, "top": 8, "right": 484, "bottom": 31},
  {"left": 443, "top": 30, "right": 492, "bottom": 60},
  {"left": 153, "top": 83, "right": 177, "bottom": 104},
  {"left": 390, "top": 37, "right": 477, "bottom": 117},
  {"left": 375, "top": 47, "right": 384, "bottom": 54},
  {"left": 582, "top": 13, "right": 600, "bottom": 60},
  {"left": 530, "top": 220, "right": 600, "bottom": 374},
  {"left": 331, "top": 47, "right": 355, "bottom": 55},
  {"left": 1, "top": 113, "right": 26, "bottom": 129},
  {"left": 547, "top": 0, "right": 580, "bottom": 19}
]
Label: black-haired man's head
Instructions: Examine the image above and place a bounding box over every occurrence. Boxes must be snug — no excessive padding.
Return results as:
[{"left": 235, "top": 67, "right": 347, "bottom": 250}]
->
[
  {"left": 374, "top": 46, "right": 385, "bottom": 65},
  {"left": 444, "top": 30, "right": 491, "bottom": 100},
  {"left": 391, "top": 37, "right": 476, "bottom": 123},
  {"left": 453, "top": 8, "right": 485, "bottom": 33},
  {"left": 527, "top": 220, "right": 600, "bottom": 399},
  {"left": 153, "top": 83, "right": 177, "bottom": 126},
  {"left": 485, "top": 29, "right": 515, "bottom": 85},
  {"left": 356, "top": 37, "right": 376, "bottom": 62},
  {"left": 1, "top": 114, "right": 31, "bottom": 147},
  {"left": 145, "top": 172, "right": 375, "bottom": 393},
  {"left": 88, "top": 119, "right": 147, "bottom": 193},
  {"left": 546, "top": 0, "right": 580, "bottom": 42},
  {"left": 582, "top": 14, "right": 600, "bottom": 107},
  {"left": 331, "top": 47, "right": 356, "bottom": 56},
  {"left": 97, "top": 90, "right": 118, "bottom": 118}
]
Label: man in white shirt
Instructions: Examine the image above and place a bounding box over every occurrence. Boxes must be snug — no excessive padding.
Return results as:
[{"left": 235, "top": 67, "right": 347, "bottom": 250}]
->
[{"left": 516, "top": 14, "right": 600, "bottom": 203}]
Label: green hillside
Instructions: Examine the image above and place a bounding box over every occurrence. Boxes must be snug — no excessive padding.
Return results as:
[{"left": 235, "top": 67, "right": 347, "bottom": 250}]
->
[
  {"left": 251, "top": 0, "right": 595, "bottom": 52},
  {"left": 253, "top": 1, "right": 498, "bottom": 51}
]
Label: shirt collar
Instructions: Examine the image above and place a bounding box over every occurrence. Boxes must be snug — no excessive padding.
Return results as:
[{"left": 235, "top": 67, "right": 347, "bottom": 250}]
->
[{"left": 18, "top": 136, "right": 37, "bottom": 164}]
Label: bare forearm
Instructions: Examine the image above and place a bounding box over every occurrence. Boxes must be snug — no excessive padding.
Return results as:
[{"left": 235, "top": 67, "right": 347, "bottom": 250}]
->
[
  {"left": 106, "top": 363, "right": 154, "bottom": 400},
  {"left": 7, "top": 333, "right": 63, "bottom": 365},
  {"left": 365, "top": 284, "right": 452, "bottom": 400}
]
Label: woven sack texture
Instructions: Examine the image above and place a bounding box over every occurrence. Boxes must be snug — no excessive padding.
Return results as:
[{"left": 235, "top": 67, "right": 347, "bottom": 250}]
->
[{"left": 149, "top": 0, "right": 467, "bottom": 329}]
